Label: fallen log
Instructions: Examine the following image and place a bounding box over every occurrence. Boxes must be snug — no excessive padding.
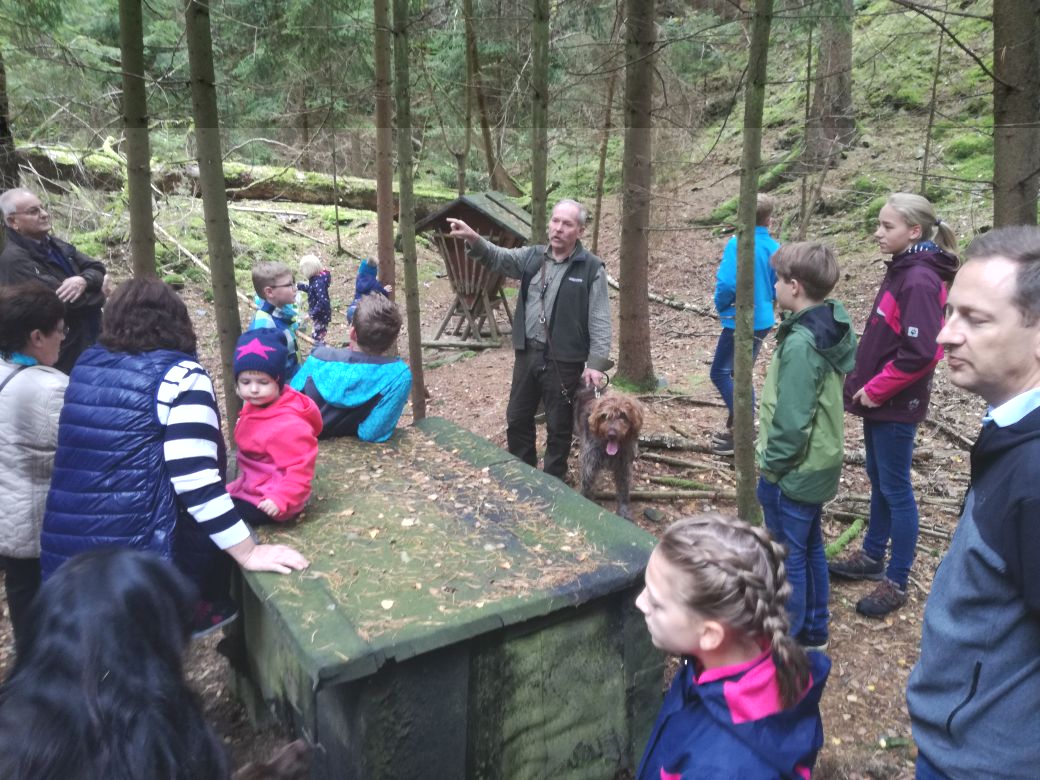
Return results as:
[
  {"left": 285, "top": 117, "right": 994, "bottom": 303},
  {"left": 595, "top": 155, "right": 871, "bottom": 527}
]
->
[
  {"left": 640, "top": 451, "right": 714, "bottom": 470},
  {"left": 606, "top": 273, "right": 716, "bottom": 317},
  {"left": 18, "top": 145, "right": 456, "bottom": 217},
  {"left": 638, "top": 432, "right": 941, "bottom": 467}
]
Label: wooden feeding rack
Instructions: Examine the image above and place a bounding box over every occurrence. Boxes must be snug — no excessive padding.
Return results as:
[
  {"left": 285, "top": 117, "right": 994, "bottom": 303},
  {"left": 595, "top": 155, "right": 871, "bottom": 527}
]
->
[{"left": 416, "top": 191, "right": 532, "bottom": 344}]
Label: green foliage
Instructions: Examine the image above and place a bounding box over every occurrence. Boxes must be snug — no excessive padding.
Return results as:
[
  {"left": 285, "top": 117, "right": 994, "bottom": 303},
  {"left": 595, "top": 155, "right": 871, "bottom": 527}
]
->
[
  {"left": 0, "top": 0, "right": 1003, "bottom": 253},
  {"left": 551, "top": 135, "right": 623, "bottom": 204},
  {"left": 659, "top": 14, "right": 728, "bottom": 83}
]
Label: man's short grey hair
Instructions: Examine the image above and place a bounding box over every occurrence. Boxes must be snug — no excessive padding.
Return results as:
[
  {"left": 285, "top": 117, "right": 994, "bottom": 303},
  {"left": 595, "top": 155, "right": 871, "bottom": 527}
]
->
[
  {"left": 554, "top": 198, "right": 589, "bottom": 227},
  {"left": 966, "top": 225, "right": 1040, "bottom": 326},
  {"left": 0, "top": 188, "right": 36, "bottom": 219}
]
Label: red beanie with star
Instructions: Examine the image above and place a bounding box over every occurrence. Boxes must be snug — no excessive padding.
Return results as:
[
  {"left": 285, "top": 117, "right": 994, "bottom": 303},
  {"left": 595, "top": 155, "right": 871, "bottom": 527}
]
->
[{"left": 233, "top": 328, "right": 288, "bottom": 387}]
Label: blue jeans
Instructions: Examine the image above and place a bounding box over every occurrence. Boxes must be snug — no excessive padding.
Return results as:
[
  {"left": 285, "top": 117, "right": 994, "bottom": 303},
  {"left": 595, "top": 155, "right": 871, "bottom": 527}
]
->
[
  {"left": 757, "top": 477, "right": 829, "bottom": 645},
  {"left": 861, "top": 419, "right": 919, "bottom": 589},
  {"left": 710, "top": 327, "right": 770, "bottom": 424},
  {"left": 915, "top": 751, "right": 950, "bottom": 779}
]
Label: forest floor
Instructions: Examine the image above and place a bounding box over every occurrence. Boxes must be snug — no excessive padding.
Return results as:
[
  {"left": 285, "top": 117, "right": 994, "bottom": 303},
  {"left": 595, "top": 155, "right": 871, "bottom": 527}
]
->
[{"left": 0, "top": 148, "right": 984, "bottom": 778}]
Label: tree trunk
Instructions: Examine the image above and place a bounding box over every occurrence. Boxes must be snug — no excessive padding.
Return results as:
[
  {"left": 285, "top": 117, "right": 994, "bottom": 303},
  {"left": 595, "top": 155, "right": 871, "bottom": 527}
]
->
[
  {"left": 529, "top": 0, "right": 549, "bottom": 242},
  {"left": 615, "top": 0, "right": 656, "bottom": 390},
  {"left": 119, "top": 0, "right": 156, "bottom": 278},
  {"left": 298, "top": 87, "right": 311, "bottom": 173},
  {"left": 920, "top": 18, "right": 946, "bottom": 193},
  {"left": 797, "top": 16, "right": 813, "bottom": 240},
  {"left": 0, "top": 51, "right": 19, "bottom": 192},
  {"left": 464, "top": 0, "right": 522, "bottom": 196},
  {"left": 591, "top": 2, "right": 623, "bottom": 256},
  {"left": 392, "top": 0, "right": 426, "bottom": 420},
  {"left": 804, "top": 0, "right": 855, "bottom": 170},
  {"left": 456, "top": 64, "right": 472, "bottom": 196},
  {"left": 374, "top": 0, "right": 396, "bottom": 292},
  {"left": 992, "top": 0, "right": 1040, "bottom": 227},
  {"left": 185, "top": 0, "right": 243, "bottom": 424},
  {"left": 734, "top": 0, "right": 774, "bottom": 524}
]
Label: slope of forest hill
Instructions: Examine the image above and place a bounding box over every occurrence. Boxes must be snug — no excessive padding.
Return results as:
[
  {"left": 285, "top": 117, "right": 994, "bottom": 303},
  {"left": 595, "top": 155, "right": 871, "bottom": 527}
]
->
[{"left": 0, "top": 1, "right": 1003, "bottom": 778}]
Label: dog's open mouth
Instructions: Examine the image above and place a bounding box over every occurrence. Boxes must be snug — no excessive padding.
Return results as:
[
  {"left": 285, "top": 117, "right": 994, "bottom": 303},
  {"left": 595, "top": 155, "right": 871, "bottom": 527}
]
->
[{"left": 606, "top": 438, "right": 620, "bottom": 456}]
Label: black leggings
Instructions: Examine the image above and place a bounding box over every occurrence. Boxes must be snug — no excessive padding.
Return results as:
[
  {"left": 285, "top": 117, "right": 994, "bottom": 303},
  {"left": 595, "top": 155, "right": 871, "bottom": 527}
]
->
[
  {"left": 232, "top": 497, "right": 278, "bottom": 527},
  {"left": 1, "top": 555, "right": 41, "bottom": 645}
]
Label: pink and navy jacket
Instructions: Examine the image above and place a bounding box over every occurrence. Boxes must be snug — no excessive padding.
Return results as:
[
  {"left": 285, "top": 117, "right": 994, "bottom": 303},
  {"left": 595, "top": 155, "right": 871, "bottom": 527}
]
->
[
  {"left": 637, "top": 648, "right": 829, "bottom": 780},
  {"left": 843, "top": 242, "right": 957, "bottom": 423},
  {"left": 227, "top": 386, "right": 322, "bottom": 522}
]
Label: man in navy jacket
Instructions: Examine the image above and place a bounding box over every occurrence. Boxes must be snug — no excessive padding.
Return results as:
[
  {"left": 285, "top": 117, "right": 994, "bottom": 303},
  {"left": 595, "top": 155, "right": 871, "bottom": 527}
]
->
[
  {"left": 0, "top": 188, "right": 105, "bottom": 373},
  {"left": 907, "top": 226, "right": 1040, "bottom": 779}
]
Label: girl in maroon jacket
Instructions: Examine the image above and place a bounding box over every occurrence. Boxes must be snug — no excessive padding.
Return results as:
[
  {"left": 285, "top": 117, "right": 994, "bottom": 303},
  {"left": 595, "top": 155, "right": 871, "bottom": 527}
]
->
[{"left": 829, "top": 193, "right": 958, "bottom": 617}]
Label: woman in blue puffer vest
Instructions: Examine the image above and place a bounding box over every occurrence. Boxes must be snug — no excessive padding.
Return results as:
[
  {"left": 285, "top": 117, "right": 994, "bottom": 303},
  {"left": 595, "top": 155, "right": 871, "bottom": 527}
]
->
[{"left": 41, "top": 278, "right": 308, "bottom": 631}]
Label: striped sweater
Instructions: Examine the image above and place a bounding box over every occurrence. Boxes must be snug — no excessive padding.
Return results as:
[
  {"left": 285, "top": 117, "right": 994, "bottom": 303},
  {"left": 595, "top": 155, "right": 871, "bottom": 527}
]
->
[{"left": 158, "top": 359, "right": 250, "bottom": 550}]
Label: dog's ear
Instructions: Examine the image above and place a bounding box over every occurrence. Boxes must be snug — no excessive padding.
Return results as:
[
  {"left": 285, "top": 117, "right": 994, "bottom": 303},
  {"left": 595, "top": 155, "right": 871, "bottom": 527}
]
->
[{"left": 628, "top": 399, "right": 645, "bottom": 433}]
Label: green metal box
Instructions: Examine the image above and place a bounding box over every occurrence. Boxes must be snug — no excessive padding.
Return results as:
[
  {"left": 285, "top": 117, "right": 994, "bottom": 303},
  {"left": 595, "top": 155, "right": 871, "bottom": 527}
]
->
[{"left": 234, "top": 417, "right": 661, "bottom": 779}]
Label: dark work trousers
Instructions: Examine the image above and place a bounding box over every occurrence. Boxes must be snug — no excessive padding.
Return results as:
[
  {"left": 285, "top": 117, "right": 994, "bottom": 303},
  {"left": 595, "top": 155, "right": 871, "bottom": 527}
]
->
[
  {"left": 0, "top": 555, "right": 41, "bottom": 645},
  {"left": 506, "top": 343, "right": 585, "bottom": 480}
]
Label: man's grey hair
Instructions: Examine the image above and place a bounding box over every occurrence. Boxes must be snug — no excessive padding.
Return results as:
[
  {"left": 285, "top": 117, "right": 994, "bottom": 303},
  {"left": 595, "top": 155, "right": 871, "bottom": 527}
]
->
[
  {"left": 966, "top": 226, "right": 1040, "bottom": 326},
  {"left": 554, "top": 198, "right": 589, "bottom": 227},
  {"left": 0, "top": 188, "right": 37, "bottom": 219}
]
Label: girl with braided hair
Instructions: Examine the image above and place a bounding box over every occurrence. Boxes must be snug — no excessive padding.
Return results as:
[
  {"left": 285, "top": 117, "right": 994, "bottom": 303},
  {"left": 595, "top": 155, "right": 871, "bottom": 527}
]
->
[{"left": 635, "top": 513, "right": 829, "bottom": 779}]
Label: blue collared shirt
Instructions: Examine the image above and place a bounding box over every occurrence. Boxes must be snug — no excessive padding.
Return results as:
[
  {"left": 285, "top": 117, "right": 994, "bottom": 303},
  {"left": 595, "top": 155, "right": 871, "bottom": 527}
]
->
[{"left": 983, "top": 387, "right": 1040, "bottom": 428}]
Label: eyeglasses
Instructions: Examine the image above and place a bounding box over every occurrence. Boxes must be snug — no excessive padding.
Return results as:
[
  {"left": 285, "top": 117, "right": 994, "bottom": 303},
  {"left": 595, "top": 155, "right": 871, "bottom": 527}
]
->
[
  {"left": 11, "top": 205, "right": 47, "bottom": 217},
  {"left": 269, "top": 281, "right": 296, "bottom": 289}
]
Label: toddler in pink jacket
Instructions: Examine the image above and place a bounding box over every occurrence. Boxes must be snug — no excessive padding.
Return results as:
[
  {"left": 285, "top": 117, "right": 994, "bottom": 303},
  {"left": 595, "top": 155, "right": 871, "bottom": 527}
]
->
[{"left": 227, "top": 328, "right": 323, "bottom": 524}]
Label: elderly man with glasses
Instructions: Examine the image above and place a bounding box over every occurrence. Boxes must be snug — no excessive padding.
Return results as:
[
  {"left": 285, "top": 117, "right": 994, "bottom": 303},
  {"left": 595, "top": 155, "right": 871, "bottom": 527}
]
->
[{"left": 0, "top": 188, "right": 107, "bottom": 374}]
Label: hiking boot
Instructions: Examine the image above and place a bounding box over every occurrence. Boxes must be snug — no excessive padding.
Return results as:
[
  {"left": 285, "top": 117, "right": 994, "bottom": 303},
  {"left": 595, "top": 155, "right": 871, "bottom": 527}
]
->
[
  {"left": 828, "top": 550, "right": 884, "bottom": 581},
  {"left": 192, "top": 599, "right": 240, "bottom": 640},
  {"left": 856, "top": 579, "right": 909, "bottom": 618},
  {"left": 711, "top": 431, "right": 734, "bottom": 455}
]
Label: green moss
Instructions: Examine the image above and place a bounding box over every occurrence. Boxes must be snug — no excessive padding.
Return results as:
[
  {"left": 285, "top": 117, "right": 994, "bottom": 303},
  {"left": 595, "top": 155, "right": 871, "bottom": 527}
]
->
[
  {"left": 944, "top": 133, "right": 991, "bottom": 161},
  {"left": 418, "top": 256, "right": 443, "bottom": 283},
  {"left": 162, "top": 273, "right": 186, "bottom": 289},
  {"left": 862, "top": 195, "right": 889, "bottom": 232},
  {"left": 949, "top": 152, "right": 994, "bottom": 183},
  {"left": 703, "top": 149, "right": 799, "bottom": 225},
  {"left": 852, "top": 175, "right": 887, "bottom": 195}
]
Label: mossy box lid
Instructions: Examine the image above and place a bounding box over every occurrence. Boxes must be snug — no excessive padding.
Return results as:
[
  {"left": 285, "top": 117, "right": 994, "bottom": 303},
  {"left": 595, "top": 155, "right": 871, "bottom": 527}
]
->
[{"left": 245, "top": 417, "right": 654, "bottom": 688}]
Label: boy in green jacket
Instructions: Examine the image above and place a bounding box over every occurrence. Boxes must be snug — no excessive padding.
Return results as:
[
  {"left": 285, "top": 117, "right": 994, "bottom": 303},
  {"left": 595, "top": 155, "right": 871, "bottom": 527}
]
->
[{"left": 756, "top": 242, "right": 857, "bottom": 650}]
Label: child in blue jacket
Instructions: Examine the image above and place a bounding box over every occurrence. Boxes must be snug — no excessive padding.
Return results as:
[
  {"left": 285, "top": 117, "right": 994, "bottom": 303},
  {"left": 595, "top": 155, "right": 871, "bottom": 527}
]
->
[
  {"left": 291, "top": 292, "right": 411, "bottom": 442},
  {"left": 346, "top": 257, "right": 392, "bottom": 324},
  {"left": 710, "top": 193, "right": 780, "bottom": 454},
  {"left": 297, "top": 254, "right": 332, "bottom": 343},
  {"left": 635, "top": 513, "right": 829, "bottom": 779}
]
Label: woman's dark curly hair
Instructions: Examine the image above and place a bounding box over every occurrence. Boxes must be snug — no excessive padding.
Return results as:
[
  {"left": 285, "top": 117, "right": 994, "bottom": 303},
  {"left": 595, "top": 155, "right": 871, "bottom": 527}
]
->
[
  {"left": 100, "top": 277, "right": 197, "bottom": 354},
  {"left": 0, "top": 548, "right": 230, "bottom": 779},
  {"left": 0, "top": 283, "right": 65, "bottom": 357}
]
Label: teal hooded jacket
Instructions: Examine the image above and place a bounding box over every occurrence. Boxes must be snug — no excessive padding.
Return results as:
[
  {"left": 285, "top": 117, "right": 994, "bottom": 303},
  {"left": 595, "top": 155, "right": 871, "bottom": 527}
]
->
[{"left": 756, "top": 300, "right": 857, "bottom": 504}]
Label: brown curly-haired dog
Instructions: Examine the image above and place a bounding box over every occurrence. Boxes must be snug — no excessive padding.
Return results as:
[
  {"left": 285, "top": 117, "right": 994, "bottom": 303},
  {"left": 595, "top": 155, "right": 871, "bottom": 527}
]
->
[{"left": 574, "top": 386, "right": 644, "bottom": 520}]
